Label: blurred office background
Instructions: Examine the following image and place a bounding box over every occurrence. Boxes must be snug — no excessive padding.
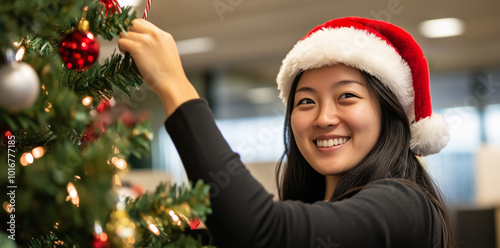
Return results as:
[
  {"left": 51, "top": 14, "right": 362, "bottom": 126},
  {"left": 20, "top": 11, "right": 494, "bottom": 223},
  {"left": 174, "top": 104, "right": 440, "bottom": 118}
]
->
[{"left": 106, "top": 0, "right": 500, "bottom": 247}]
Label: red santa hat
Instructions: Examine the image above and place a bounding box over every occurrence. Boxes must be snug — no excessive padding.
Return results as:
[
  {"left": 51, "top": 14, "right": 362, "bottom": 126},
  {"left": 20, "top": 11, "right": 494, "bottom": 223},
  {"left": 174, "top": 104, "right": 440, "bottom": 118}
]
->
[{"left": 276, "top": 17, "right": 449, "bottom": 156}]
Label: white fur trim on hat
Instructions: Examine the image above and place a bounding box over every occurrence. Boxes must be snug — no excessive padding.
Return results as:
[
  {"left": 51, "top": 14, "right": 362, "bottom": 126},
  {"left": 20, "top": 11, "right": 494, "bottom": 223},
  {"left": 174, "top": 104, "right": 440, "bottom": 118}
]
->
[
  {"left": 410, "top": 113, "right": 450, "bottom": 156},
  {"left": 276, "top": 27, "right": 415, "bottom": 116}
]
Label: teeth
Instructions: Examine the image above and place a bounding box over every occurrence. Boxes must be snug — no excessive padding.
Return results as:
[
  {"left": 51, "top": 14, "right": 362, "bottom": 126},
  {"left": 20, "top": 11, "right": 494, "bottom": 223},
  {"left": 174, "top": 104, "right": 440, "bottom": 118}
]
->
[{"left": 316, "top": 138, "right": 349, "bottom": 147}]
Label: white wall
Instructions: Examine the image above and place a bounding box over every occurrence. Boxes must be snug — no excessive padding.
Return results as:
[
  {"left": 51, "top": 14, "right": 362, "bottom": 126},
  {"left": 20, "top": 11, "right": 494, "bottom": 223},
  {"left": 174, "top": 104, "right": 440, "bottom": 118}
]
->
[{"left": 475, "top": 145, "right": 500, "bottom": 207}]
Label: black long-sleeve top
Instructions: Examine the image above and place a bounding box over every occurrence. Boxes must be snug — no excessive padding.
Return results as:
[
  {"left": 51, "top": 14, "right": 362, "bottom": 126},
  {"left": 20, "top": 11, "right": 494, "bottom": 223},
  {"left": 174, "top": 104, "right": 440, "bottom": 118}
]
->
[{"left": 165, "top": 99, "right": 443, "bottom": 248}]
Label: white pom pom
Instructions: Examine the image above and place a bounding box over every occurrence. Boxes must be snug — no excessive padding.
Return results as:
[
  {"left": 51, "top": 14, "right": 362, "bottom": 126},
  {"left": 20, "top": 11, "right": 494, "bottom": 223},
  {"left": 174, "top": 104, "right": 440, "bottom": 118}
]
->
[{"left": 410, "top": 113, "right": 450, "bottom": 156}]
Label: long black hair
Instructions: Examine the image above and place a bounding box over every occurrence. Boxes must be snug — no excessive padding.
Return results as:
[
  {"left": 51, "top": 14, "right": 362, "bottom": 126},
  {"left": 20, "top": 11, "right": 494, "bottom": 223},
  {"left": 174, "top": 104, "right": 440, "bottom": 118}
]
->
[{"left": 275, "top": 69, "right": 455, "bottom": 247}]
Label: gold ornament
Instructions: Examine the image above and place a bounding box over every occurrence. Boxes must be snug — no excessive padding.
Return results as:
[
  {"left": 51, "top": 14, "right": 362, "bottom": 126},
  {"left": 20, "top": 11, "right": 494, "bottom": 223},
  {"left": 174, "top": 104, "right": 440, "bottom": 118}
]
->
[{"left": 106, "top": 200, "right": 136, "bottom": 247}]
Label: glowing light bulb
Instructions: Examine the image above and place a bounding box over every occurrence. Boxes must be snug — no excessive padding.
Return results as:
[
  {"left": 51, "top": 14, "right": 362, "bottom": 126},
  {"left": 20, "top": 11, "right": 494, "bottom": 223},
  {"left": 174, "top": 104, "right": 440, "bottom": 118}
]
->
[
  {"left": 32, "top": 147, "right": 45, "bottom": 159},
  {"left": 111, "top": 157, "right": 127, "bottom": 170},
  {"left": 20, "top": 153, "right": 34, "bottom": 166},
  {"left": 99, "top": 233, "right": 108, "bottom": 242},
  {"left": 44, "top": 102, "right": 52, "bottom": 112},
  {"left": 148, "top": 224, "right": 160, "bottom": 236},
  {"left": 3, "top": 202, "right": 13, "bottom": 214},
  {"left": 15, "top": 46, "right": 25, "bottom": 61},
  {"left": 82, "top": 96, "right": 93, "bottom": 106},
  {"left": 67, "top": 182, "right": 80, "bottom": 206}
]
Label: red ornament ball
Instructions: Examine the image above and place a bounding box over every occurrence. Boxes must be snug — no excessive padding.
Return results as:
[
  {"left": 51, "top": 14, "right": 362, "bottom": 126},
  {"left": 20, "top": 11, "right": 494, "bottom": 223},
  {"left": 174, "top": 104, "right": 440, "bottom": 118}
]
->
[
  {"left": 2, "top": 130, "right": 12, "bottom": 146},
  {"left": 97, "top": 100, "right": 110, "bottom": 112},
  {"left": 59, "top": 30, "right": 99, "bottom": 70},
  {"left": 100, "top": 0, "right": 120, "bottom": 17},
  {"left": 91, "top": 233, "right": 110, "bottom": 248},
  {"left": 188, "top": 217, "right": 200, "bottom": 230}
]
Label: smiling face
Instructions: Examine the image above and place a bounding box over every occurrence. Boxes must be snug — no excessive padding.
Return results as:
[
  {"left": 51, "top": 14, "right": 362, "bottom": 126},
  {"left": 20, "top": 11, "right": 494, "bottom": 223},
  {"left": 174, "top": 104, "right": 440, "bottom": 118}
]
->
[{"left": 290, "top": 64, "right": 381, "bottom": 176}]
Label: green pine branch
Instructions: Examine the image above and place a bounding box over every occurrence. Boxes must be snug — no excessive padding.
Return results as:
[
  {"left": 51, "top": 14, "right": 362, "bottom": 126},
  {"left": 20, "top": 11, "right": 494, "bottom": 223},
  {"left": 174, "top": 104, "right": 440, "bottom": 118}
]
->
[
  {"left": 0, "top": 85, "right": 89, "bottom": 145},
  {"left": 126, "top": 180, "right": 213, "bottom": 248},
  {"left": 25, "top": 233, "right": 61, "bottom": 248},
  {"left": 23, "top": 36, "right": 57, "bottom": 57},
  {"left": 11, "top": 2, "right": 136, "bottom": 59},
  {"left": 99, "top": 120, "right": 152, "bottom": 160},
  {"left": 1, "top": 1, "right": 142, "bottom": 132},
  {"left": 4, "top": 128, "right": 59, "bottom": 155},
  {"left": 88, "top": 4, "right": 137, "bottom": 41},
  {"left": 0, "top": 119, "right": 152, "bottom": 247},
  {"left": 63, "top": 52, "right": 144, "bottom": 107},
  {"left": 0, "top": 1, "right": 211, "bottom": 247},
  {"left": 0, "top": 0, "right": 94, "bottom": 54}
]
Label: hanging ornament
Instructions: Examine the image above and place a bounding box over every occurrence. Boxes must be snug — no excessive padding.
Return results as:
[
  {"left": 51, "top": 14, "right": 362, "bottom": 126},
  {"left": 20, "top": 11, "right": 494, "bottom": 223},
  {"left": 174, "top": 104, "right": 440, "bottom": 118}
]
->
[
  {"left": 91, "top": 221, "right": 110, "bottom": 248},
  {"left": 99, "top": 0, "right": 121, "bottom": 17},
  {"left": 142, "top": 0, "right": 153, "bottom": 20},
  {"left": 59, "top": 7, "right": 99, "bottom": 71},
  {"left": 118, "top": 110, "right": 136, "bottom": 127},
  {"left": 91, "top": 234, "right": 110, "bottom": 248},
  {"left": 106, "top": 199, "right": 136, "bottom": 247},
  {"left": 2, "top": 130, "right": 12, "bottom": 146},
  {"left": 0, "top": 50, "right": 40, "bottom": 112},
  {"left": 97, "top": 99, "right": 111, "bottom": 112},
  {"left": 188, "top": 217, "right": 200, "bottom": 230},
  {"left": 81, "top": 124, "right": 98, "bottom": 148}
]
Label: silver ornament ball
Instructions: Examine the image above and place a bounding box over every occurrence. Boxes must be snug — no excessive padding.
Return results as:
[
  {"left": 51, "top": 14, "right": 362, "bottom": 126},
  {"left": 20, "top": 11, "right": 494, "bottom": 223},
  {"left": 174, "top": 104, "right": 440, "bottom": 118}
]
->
[{"left": 0, "top": 61, "right": 40, "bottom": 112}]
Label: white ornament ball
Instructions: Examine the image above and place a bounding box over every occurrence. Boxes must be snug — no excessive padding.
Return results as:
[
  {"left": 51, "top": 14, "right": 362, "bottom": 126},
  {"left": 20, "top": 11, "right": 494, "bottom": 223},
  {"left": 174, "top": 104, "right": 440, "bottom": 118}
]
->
[{"left": 0, "top": 62, "right": 40, "bottom": 112}]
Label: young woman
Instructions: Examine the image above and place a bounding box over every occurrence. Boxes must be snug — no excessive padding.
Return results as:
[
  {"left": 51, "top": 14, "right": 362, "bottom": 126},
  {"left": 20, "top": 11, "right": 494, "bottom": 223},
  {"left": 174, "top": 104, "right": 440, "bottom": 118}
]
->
[{"left": 119, "top": 17, "right": 455, "bottom": 247}]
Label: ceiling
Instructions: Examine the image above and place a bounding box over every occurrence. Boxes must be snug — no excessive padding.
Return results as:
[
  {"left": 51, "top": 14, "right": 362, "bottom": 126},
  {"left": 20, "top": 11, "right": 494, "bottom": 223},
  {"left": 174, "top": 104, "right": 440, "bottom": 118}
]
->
[{"left": 104, "top": 0, "right": 500, "bottom": 83}]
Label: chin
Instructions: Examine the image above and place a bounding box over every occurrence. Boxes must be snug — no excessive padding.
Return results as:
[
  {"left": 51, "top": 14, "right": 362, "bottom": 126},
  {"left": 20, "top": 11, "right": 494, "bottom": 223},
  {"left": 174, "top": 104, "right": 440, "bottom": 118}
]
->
[{"left": 311, "top": 162, "right": 350, "bottom": 176}]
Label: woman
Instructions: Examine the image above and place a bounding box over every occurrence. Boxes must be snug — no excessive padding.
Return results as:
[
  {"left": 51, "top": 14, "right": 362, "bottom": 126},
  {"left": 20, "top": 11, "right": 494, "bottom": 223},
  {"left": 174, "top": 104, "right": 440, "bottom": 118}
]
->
[{"left": 119, "top": 17, "right": 455, "bottom": 247}]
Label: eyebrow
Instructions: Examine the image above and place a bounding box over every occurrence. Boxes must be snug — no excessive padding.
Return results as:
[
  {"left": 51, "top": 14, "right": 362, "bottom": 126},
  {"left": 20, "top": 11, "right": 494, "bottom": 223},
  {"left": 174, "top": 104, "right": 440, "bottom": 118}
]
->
[{"left": 295, "top": 80, "right": 366, "bottom": 93}]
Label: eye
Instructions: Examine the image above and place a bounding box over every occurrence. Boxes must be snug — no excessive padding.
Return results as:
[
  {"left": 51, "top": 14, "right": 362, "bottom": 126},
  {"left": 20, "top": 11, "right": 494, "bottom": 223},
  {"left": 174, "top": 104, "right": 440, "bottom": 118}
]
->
[
  {"left": 339, "top": 93, "right": 357, "bottom": 99},
  {"left": 297, "top": 98, "right": 315, "bottom": 106}
]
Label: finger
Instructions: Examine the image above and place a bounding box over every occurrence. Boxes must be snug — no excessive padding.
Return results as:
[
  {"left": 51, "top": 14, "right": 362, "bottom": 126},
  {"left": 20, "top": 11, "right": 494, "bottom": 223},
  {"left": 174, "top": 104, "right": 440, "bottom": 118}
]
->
[
  {"left": 129, "top": 19, "right": 149, "bottom": 33},
  {"left": 119, "top": 31, "right": 144, "bottom": 42},
  {"left": 118, "top": 38, "right": 136, "bottom": 54},
  {"left": 130, "top": 18, "right": 160, "bottom": 34}
]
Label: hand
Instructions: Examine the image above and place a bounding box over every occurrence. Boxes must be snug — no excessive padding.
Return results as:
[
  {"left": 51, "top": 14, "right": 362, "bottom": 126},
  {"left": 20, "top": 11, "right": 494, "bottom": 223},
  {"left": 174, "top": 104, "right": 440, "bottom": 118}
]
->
[
  {"left": 119, "top": 19, "right": 183, "bottom": 94},
  {"left": 119, "top": 19, "right": 199, "bottom": 116}
]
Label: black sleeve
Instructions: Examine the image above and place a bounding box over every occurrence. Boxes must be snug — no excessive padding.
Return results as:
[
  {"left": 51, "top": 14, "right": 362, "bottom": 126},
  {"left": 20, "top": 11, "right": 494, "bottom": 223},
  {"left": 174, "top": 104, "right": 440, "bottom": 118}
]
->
[{"left": 165, "top": 99, "right": 442, "bottom": 248}]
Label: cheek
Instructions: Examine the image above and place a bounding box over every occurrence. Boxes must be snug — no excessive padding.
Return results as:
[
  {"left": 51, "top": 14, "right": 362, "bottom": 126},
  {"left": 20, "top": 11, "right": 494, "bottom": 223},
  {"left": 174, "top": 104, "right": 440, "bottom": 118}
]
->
[
  {"left": 290, "top": 112, "right": 301, "bottom": 137},
  {"left": 290, "top": 112, "right": 308, "bottom": 142},
  {"left": 366, "top": 104, "right": 382, "bottom": 138},
  {"left": 346, "top": 105, "right": 381, "bottom": 138}
]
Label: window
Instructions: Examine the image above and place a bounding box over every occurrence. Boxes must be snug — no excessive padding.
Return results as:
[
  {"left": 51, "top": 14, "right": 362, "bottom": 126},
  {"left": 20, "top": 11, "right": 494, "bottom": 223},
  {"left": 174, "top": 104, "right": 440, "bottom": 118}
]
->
[
  {"left": 425, "top": 107, "right": 480, "bottom": 205},
  {"left": 485, "top": 104, "right": 500, "bottom": 145},
  {"left": 217, "top": 115, "right": 285, "bottom": 163}
]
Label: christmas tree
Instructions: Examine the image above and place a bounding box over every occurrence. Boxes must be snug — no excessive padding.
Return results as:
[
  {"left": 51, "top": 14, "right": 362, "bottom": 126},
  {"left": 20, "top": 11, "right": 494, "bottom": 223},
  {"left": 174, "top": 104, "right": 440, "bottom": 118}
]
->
[{"left": 0, "top": 1, "right": 213, "bottom": 247}]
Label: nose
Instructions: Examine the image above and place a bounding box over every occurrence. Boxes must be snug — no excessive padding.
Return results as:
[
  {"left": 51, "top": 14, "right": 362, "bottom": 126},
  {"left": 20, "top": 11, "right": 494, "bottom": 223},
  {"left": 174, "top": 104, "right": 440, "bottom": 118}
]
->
[{"left": 313, "top": 103, "right": 339, "bottom": 129}]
